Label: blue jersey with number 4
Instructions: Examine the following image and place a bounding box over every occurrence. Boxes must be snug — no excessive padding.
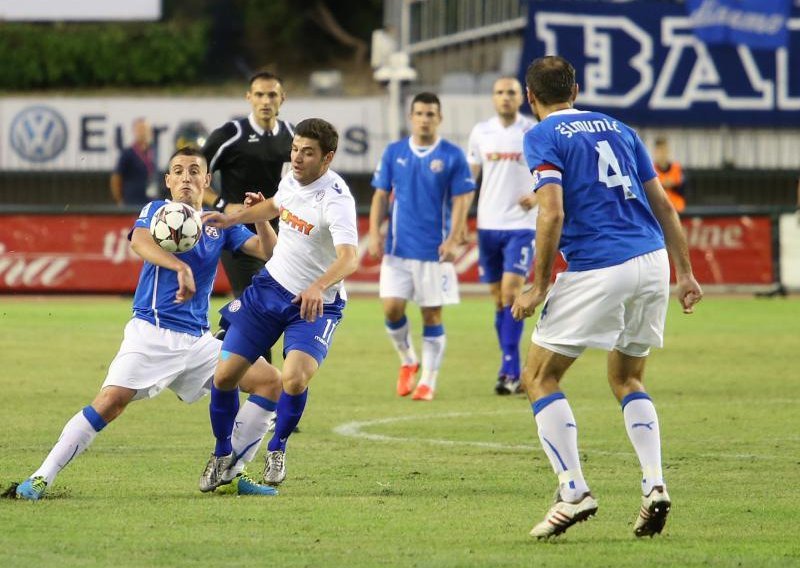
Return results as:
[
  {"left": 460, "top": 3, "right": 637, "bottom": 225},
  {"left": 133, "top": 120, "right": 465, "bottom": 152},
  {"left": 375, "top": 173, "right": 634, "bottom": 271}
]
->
[{"left": 523, "top": 109, "right": 664, "bottom": 271}]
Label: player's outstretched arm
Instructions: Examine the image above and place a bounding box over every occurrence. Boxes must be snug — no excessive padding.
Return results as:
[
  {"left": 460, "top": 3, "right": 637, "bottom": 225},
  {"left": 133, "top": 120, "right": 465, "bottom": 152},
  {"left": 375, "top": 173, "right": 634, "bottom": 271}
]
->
[
  {"left": 643, "top": 177, "right": 703, "bottom": 314},
  {"left": 367, "top": 190, "right": 389, "bottom": 259},
  {"left": 240, "top": 191, "right": 277, "bottom": 261},
  {"left": 130, "top": 227, "right": 196, "bottom": 303},
  {"left": 203, "top": 198, "right": 279, "bottom": 228},
  {"left": 512, "top": 183, "right": 563, "bottom": 320}
]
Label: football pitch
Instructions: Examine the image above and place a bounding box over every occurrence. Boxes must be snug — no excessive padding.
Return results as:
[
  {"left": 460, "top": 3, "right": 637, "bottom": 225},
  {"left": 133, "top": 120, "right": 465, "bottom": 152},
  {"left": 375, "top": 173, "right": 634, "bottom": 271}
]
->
[{"left": 1, "top": 295, "right": 798, "bottom": 567}]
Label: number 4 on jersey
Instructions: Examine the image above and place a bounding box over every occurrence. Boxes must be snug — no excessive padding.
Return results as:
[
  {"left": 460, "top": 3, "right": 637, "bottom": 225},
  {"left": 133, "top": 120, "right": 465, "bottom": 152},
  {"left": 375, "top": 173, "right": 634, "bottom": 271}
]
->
[{"left": 595, "top": 140, "right": 636, "bottom": 200}]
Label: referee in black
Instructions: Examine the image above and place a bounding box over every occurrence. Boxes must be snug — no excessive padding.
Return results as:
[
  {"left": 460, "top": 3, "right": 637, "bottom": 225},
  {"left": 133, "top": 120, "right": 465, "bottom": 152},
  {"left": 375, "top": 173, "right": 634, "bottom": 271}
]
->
[{"left": 202, "top": 71, "right": 293, "bottom": 363}]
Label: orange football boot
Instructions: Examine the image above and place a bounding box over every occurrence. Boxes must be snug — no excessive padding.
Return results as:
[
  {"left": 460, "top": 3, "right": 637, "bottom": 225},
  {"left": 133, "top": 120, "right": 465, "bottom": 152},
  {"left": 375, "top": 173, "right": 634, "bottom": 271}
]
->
[
  {"left": 396, "top": 363, "right": 419, "bottom": 396},
  {"left": 411, "top": 383, "right": 434, "bottom": 401}
]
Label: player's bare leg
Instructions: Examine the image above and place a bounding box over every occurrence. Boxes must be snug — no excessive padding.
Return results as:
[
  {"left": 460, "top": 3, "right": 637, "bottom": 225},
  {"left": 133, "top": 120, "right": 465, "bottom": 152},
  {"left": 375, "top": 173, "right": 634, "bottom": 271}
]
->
[
  {"left": 263, "top": 350, "right": 318, "bottom": 485},
  {"left": 412, "top": 306, "right": 445, "bottom": 400},
  {"left": 522, "top": 344, "right": 596, "bottom": 538},
  {"left": 383, "top": 297, "right": 419, "bottom": 396},
  {"left": 608, "top": 349, "right": 670, "bottom": 537}
]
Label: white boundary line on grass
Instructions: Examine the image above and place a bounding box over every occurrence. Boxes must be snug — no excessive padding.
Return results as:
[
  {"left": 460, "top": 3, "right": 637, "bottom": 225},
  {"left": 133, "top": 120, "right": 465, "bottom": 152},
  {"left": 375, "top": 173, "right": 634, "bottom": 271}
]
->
[{"left": 332, "top": 410, "right": 792, "bottom": 461}]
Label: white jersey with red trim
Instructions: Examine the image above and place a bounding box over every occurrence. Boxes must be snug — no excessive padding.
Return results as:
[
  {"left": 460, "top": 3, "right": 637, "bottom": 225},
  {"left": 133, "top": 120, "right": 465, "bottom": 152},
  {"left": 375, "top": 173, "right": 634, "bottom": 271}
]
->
[
  {"left": 467, "top": 115, "right": 537, "bottom": 230},
  {"left": 265, "top": 169, "right": 358, "bottom": 303}
]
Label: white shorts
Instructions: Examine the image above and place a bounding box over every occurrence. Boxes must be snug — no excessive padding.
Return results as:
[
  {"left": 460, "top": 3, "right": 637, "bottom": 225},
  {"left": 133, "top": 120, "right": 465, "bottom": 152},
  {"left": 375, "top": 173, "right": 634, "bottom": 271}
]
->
[
  {"left": 532, "top": 249, "right": 670, "bottom": 358},
  {"left": 379, "top": 255, "right": 460, "bottom": 307},
  {"left": 102, "top": 318, "right": 220, "bottom": 404}
]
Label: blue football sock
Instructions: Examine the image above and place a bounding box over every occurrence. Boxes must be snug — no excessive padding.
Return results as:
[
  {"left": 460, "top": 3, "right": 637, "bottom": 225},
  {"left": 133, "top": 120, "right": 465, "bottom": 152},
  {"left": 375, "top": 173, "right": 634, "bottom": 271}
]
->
[
  {"left": 210, "top": 384, "right": 240, "bottom": 457},
  {"left": 500, "top": 306, "right": 523, "bottom": 378},
  {"left": 267, "top": 390, "right": 308, "bottom": 452}
]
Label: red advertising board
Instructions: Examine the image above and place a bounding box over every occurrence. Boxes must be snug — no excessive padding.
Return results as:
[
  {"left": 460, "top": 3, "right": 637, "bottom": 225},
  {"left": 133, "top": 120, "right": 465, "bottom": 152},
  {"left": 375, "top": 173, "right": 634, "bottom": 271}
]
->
[{"left": 0, "top": 213, "right": 774, "bottom": 293}]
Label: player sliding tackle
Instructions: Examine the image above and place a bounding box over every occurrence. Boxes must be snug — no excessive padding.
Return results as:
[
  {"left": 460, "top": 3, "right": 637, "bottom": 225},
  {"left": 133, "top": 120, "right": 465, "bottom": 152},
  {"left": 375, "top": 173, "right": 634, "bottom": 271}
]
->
[
  {"left": 15, "top": 147, "right": 282, "bottom": 500},
  {"left": 512, "top": 56, "right": 702, "bottom": 539},
  {"left": 199, "top": 118, "right": 359, "bottom": 490}
]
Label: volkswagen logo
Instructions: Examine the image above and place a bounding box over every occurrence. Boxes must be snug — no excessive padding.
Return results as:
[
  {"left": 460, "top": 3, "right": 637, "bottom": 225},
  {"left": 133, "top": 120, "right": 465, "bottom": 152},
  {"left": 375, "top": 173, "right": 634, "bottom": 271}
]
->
[{"left": 10, "top": 106, "right": 68, "bottom": 163}]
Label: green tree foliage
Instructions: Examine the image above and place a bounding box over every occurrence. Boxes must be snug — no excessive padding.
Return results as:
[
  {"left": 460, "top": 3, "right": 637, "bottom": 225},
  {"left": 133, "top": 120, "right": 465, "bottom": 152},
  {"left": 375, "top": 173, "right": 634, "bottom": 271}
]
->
[{"left": 0, "top": 21, "right": 208, "bottom": 89}]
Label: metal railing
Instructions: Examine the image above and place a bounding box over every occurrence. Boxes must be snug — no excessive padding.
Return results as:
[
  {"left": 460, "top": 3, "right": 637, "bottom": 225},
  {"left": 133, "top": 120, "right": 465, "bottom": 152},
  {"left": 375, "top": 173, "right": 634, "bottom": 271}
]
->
[{"left": 401, "top": 0, "right": 526, "bottom": 54}]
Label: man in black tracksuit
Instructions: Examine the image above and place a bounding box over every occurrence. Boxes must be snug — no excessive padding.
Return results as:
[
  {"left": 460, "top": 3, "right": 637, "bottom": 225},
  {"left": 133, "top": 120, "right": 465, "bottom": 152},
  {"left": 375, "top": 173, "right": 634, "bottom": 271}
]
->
[{"left": 202, "top": 71, "right": 294, "bottom": 363}]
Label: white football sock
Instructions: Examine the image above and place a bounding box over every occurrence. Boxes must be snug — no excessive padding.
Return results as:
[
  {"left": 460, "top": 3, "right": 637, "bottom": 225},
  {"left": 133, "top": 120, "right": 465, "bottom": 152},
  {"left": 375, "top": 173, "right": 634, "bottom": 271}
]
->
[
  {"left": 385, "top": 319, "right": 418, "bottom": 366},
  {"left": 623, "top": 397, "right": 664, "bottom": 495},
  {"left": 32, "top": 410, "right": 100, "bottom": 485},
  {"left": 225, "top": 399, "right": 274, "bottom": 480},
  {"left": 418, "top": 331, "right": 446, "bottom": 390},
  {"left": 534, "top": 396, "right": 590, "bottom": 502}
]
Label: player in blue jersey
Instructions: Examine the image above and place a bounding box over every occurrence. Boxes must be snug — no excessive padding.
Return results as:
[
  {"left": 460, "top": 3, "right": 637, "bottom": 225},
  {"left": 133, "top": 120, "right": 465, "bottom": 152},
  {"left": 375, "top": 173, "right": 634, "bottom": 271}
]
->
[
  {"left": 15, "top": 147, "right": 282, "bottom": 500},
  {"left": 368, "top": 92, "right": 475, "bottom": 401},
  {"left": 466, "top": 77, "right": 538, "bottom": 395},
  {"left": 510, "top": 56, "right": 703, "bottom": 539},
  {"left": 197, "top": 119, "right": 359, "bottom": 490}
]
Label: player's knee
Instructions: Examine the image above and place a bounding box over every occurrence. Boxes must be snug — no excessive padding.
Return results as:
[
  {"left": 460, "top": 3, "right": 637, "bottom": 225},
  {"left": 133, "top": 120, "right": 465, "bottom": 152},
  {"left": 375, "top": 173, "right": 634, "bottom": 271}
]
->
[
  {"left": 281, "top": 373, "right": 309, "bottom": 396},
  {"left": 91, "top": 388, "right": 133, "bottom": 422}
]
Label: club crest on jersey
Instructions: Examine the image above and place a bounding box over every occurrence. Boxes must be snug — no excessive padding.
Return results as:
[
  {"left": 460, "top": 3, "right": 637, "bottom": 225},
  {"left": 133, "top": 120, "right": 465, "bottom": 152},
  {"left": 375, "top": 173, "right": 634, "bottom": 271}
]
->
[
  {"left": 315, "top": 190, "right": 325, "bottom": 202},
  {"left": 228, "top": 299, "right": 241, "bottom": 312},
  {"left": 204, "top": 226, "right": 220, "bottom": 239},
  {"left": 279, "top": 205, "right": 314, "bottom": 235},
  {"left": 430, "top": 159, "right": 444, "bottom": 173}
]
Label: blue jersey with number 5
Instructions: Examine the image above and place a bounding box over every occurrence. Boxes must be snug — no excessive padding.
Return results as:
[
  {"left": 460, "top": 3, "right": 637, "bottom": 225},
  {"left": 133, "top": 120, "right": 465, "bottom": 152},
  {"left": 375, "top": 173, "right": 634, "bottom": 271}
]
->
[{"left": 523, "top": 108, "right": 664, "bottom": 271}]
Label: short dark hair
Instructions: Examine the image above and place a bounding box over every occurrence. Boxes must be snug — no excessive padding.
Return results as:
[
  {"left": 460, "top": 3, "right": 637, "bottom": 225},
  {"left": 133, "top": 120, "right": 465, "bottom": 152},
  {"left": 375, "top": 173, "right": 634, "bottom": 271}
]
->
[
  {"left": 525, "top": 56, "right": 576, "bottom": 106},
  {"left": 654, "top": 137, "right": 668, "bottom": 148},
  {"left": 169, "top": 146, "right": 207, "bottom": 169},
  {"left": 411, "top": 92, "right": 441, "bottom": 111},
  {"left": 249, "top": 70, "right": 283, "bottom": 88},
  {"left": 294, "top": 118, "right": 338, "bottom": 154}
]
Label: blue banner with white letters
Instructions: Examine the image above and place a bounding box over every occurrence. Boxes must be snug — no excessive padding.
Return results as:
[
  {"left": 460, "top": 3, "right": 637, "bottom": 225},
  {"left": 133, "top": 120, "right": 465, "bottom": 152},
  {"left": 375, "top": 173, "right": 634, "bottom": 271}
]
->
[
  {"left": 521, "top": 1, "right": 800, "bottom": 126},
  {"left": 686, "top": 0, "right": 790, "bottom": 50}
]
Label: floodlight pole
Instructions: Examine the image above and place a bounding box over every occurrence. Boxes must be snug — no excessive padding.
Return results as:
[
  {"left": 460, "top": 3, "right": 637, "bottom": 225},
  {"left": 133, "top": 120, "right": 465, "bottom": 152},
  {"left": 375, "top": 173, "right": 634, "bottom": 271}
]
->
[{"left": 374, "top": 52, "right": 417, "bottom": 143}]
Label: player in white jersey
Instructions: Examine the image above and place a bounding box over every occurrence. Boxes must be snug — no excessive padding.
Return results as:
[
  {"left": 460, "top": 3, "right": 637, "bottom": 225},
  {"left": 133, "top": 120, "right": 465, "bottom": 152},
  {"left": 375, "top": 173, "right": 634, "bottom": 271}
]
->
[
  {"left": 15, "top": 147, "right": 283, "bottom": 500},
  {"left": 511, "top": 56, "right": 702, "bottom": 539},
  {"left": 198, "top": 118, "right": 359, "bottom": 490},
  {"left": 466, "top": 77, "right": 538, "bottom": 395}
]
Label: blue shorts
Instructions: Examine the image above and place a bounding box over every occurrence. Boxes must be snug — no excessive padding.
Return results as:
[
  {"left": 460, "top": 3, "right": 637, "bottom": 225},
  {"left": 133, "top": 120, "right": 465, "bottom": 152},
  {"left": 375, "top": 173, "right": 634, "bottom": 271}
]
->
[
  {"left": 477, "top": 229, "right": 536, "bottom": 283},
  {"left": 219, "top": 270, "right": 345, "bottom": 365}
]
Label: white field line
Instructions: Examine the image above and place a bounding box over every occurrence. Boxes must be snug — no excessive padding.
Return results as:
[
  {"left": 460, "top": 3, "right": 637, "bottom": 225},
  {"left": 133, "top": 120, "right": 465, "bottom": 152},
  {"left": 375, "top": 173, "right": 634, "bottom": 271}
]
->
[{"left": 332, "top": 410, "right": 796, "bottom": 461}]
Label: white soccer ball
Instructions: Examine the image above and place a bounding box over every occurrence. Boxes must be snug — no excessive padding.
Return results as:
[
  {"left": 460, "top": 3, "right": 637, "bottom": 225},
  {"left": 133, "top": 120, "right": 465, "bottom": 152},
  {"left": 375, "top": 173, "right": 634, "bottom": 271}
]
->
[{"left": 149, "top": 202, "right": 203, "bottom": 253}]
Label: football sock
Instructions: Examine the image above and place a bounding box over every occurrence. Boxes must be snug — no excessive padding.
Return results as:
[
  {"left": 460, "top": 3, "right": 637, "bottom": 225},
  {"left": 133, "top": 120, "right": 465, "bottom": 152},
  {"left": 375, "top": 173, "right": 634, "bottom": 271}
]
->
[
  {"left": 385, "top": 316, "right": 418, "bottom": 366},
  {"left": 621, "top": 392, "right": 665, "bottom": 495},
  {"left": 210, "top": 384, "right": 240, "bottom": 457},
  {"left": 499, "top": 306, "right": 523, "bottom": 378},
  {"left": 267, "top": 390, "right": 308, "bottom": 452},
  {"left": 419, "top": 324, "right": 446, "bottom": 390},
  {"left": 226, "top": 394, "right": 277, "bottom": 479},
  {"left": 532, "top": 392, "right": 590, "bottom": 502},
  {"left": 32, "top": 406, "right": 106, "bottom": 486}
]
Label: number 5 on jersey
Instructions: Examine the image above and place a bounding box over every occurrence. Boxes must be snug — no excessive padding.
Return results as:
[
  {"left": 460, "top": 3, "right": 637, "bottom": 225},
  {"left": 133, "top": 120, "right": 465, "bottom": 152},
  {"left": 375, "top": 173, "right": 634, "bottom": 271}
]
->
[{"left": 595, "top": 140, "right": 636, "bottom": 200}]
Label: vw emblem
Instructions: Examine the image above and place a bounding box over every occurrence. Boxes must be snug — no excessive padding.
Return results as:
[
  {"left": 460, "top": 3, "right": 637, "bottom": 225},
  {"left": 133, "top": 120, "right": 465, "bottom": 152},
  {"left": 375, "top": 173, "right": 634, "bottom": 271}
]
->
[{"left": 10, "top": 106, "right": 68, "bottom": 163}]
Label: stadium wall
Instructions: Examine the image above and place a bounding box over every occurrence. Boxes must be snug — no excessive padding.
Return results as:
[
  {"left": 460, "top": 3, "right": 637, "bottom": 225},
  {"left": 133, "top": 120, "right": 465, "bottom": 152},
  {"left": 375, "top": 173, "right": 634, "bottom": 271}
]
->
[{"left": 1, "top": 212, "right": 798, "bottom": 294}]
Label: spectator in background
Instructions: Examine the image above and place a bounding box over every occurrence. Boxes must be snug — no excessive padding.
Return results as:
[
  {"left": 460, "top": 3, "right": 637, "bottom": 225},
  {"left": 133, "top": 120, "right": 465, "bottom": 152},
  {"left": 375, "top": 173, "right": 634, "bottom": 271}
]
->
[
  {"left": 110, "top": 118, "right": 156, "bottom": 207},
  {"left": 653, "top": 137, "right": 686, "bottom": 213}
]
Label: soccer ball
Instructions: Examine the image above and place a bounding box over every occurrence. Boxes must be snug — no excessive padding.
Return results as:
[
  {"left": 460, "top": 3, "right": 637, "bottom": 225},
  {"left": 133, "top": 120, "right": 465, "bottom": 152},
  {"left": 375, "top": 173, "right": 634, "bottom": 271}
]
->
[{"left": 149, "top": 202, "right": 202, "bottom": 253}]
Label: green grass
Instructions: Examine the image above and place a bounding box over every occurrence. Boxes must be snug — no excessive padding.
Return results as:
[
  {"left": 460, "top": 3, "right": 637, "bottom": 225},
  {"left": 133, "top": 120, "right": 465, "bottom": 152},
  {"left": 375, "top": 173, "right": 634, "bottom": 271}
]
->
[{"left": 1, "top": 295, "right": 799, "bottom": 567}]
